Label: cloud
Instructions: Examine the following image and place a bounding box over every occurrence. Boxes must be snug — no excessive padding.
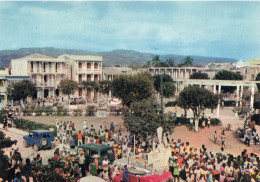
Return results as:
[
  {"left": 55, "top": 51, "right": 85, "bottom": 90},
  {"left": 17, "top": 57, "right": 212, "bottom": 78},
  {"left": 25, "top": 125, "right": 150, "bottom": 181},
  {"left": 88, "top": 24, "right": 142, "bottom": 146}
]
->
[{"left": 0, "top": 1, "right": 260, "bottom": 60}]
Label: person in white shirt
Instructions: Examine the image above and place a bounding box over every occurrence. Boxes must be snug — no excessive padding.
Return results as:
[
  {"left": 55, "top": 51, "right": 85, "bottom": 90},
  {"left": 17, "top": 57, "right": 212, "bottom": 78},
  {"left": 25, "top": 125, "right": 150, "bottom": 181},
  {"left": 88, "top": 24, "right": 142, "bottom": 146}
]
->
[{"left": 83, "top": 120, "right": 88, "bottom": 129}]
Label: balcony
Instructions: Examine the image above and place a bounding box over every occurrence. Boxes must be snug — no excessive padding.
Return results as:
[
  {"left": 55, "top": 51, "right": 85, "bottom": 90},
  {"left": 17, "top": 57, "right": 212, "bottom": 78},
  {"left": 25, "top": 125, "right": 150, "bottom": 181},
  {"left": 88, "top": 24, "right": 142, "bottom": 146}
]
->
[{"left": 76, "top": 68, "right": 102, "bottom": 75}]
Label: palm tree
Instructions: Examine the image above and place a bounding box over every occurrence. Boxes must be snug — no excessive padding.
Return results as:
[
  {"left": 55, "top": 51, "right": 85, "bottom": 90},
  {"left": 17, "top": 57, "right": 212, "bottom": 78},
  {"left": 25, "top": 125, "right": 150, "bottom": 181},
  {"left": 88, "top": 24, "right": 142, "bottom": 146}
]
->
[
  {"left": 165, "top": 58, "right": 175, "bottom": 67},
  {"left": 152, "top": 55, "right": 162, "bottom": 67}
]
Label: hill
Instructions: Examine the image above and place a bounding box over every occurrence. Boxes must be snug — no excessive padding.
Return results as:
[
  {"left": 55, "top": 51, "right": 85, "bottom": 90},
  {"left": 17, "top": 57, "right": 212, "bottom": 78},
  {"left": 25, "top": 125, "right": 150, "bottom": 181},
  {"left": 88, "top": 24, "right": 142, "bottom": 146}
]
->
[{"left": 0, "top": 47, "right": 238, "bottom": 68}]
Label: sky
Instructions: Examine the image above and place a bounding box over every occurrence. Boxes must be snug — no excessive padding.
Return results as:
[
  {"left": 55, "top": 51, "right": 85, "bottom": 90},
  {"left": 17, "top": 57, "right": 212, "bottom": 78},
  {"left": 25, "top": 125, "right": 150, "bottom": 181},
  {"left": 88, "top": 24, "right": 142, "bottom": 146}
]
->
[{"left": 0, "top": 1, "right": 260, "bottom": 60}]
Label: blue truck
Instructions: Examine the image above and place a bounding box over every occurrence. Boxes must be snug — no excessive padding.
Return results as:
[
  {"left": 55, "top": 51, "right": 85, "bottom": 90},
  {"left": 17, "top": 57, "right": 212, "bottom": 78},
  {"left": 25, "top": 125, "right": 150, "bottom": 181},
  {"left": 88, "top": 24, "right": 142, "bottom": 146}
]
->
[{"left": 23, "top": 130, "right": 54, "bottom": 151}]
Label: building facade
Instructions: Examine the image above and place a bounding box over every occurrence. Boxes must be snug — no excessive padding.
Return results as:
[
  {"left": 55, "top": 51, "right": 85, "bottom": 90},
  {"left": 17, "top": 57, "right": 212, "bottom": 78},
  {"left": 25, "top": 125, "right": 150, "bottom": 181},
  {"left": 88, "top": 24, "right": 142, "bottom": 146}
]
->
[{"left": 10, "top": 54, "right": 103, "bottom": 100}]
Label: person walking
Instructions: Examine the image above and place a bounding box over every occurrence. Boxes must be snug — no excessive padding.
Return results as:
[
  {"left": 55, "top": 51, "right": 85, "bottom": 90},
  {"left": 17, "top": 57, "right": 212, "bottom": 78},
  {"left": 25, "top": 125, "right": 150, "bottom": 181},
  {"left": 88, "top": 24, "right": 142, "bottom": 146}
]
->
[
  {"left": 245, "top": 129, "right": 252, "bottom": 146},
  {"left": 220, "top": 131, "right": 226, "bottom": 148},
  {"left": 214, "top": 131, "right": 217, "bottom": 144}
]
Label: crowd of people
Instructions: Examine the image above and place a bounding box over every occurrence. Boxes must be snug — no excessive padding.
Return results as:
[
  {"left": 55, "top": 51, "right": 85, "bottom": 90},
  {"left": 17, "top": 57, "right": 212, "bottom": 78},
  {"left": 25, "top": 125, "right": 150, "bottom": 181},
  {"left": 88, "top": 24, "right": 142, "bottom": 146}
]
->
[
  {"left": 2, "top": 106, "right": 18, "bottom": 131},
  {"left": 167, "top": 138, "right": 260, "bottom": 182}
]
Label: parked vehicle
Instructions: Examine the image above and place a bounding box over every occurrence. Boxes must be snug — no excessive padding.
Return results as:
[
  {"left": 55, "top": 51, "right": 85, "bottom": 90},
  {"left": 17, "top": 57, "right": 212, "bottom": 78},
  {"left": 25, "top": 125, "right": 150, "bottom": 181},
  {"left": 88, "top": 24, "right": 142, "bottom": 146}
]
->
[
  {"left": 23, "top": 130, "right": 54, "bottom": 151},
  {"left": 78, "top": 143, "right": 115, "bottom": 169}
]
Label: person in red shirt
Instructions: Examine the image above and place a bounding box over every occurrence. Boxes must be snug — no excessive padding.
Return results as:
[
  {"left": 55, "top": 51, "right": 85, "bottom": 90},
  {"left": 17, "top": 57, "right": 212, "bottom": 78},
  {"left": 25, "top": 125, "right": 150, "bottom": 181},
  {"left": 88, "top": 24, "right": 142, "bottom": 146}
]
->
[
  {"left": 77, "top": 130, "right": 83, "bottom": 146},
  {"left": 177, "top": 154, "right": 183, "bottom": 167},
  {"left": 108, "top": 130, "right": 112, "bottom": 140}
]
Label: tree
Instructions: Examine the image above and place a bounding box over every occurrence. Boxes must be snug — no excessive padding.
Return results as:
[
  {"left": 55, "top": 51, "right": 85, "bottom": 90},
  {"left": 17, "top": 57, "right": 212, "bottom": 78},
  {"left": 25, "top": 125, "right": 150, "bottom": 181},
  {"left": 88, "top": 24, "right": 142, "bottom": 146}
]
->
[
  {"left": 178, "top": 56, "right": 194, "bottom": 67},
  {"left": 123, "top": 97, "right": 174, "bottom": 139},
  {"left": 0, "top": 131, "right": 17, "bottom": 180},
  {"left": 58, "top": 79, "right": 78, "bottom": 98},
  {"left": 78, "top": 80, "right": 98, "bottom": 101},
  {"left": 152, "top": 55, "right": 163, "bottom": 67},
  {"left": 190, "top": 72, "right": 209, "bottom": 79},
  {"left": 177, "top": 86, "right": 218, "bottom": 131},
  {"left": 111, "top": 73, "right": 153, "bottom": 107},
  {"left": 214, "top": 70, "right": 243, "bottom": 93},
  {"left": 164, "top": 58, "right": 175, "bottom": 67},
  {"left": 153, "top": 74, "right": 176, "bottom": 98},
  {"left": 7, "top": 80, "right": 37, "bottom": 101}
]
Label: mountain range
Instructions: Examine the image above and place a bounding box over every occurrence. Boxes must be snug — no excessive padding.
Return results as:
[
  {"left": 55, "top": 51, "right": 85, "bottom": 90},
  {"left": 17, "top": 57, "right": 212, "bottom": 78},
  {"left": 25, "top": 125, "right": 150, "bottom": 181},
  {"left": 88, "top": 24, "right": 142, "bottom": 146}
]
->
[{"left": 0, "top": 47, "right": 238, "bottom": 68}]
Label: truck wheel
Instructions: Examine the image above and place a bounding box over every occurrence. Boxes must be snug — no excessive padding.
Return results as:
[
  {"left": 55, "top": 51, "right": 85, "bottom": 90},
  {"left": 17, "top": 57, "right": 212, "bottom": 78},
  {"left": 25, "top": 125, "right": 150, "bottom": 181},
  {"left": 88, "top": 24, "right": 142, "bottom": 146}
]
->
[
  {"left": 40, "top": 138, "right": 47, "bottom": 146},
  {"left": 23, "top": 140, "right": 28, "bottom": 148},
  {"left": 34, "top": 144, "right": 39, "bottom": 151}
]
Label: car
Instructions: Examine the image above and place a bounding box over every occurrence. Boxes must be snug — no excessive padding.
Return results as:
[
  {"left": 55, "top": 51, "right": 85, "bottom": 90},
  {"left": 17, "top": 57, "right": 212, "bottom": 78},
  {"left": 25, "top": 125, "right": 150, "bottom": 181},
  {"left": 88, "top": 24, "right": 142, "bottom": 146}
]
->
[
  {"left": 23, "top": 130, "right": 54, "bottom": 151},
  {"left": 78, "top": 143, "right": 115, "bottom": 169}
]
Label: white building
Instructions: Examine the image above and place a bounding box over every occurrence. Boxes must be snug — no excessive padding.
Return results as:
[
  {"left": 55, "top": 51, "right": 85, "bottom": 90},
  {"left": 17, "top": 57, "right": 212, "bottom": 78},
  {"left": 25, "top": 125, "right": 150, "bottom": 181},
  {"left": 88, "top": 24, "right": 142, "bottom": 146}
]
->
[{"left": 10, "top": 54, "right": 103, "bottom": 100}]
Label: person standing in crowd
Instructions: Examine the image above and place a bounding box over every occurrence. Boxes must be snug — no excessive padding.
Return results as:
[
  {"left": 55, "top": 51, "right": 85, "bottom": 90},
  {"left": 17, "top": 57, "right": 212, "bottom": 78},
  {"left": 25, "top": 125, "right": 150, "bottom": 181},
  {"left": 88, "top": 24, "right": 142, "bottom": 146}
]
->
[
  {"left": 169, "top": 152, "right": 174, "bottom": 175},
  {"left": 78, "top": 151, "right": 86, "bottom": 177},
  {"left": 245, "top": 129, "right": 252, "bottom": 146},
  {"left": 77, "top": 130, "right": 83, "bottom": 146},
  {"left": 122, "top": 165, "right": 129, "bottom": 182},
  {"left": 22, "top": 158, "right": 31, "bottom": 182},
  {"left": 70, "top": 136, "right": 75, "bottom": 149}
]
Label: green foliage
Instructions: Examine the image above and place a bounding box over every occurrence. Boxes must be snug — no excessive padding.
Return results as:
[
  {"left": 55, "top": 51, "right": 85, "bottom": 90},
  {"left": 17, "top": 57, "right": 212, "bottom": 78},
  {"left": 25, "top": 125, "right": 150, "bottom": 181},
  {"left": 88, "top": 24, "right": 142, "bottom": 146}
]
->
[
  {"left": 123, "top": 98, "right": 175, "bottom": 138},
  {"left": 214, "top": 70, "right": 243, "bottom": 80},
  {"left": 98, "top": 80, "right": 111, "bottom": 95},
  {"left": 23, "top": 107, "right": 63, "bottom": 116},
  {"left": 111, "top": 73, "right": 153, "bottom": 107},
  {"left": 152, "top": 55, "right": 175, "bottom": 67},
  {"left": 177, "top": 85, "right": 218, "bottom": 119},
  {"left": 86, "top": 106, "right": 95, "bottom": 116},
  {"left": 214, "top": 70, "right": 243, "bottom": 93},
  {"left": 13, "top": 119, "right": 57, "bottom": 135},
  {"left": 153, "top": 74, "right": 176, "bottom": 98},
  {"left": 0, "top": 131, "right": 17, "bottom": 180},
  {"left": 165, "top": 101, "right": 178, "bottom": 107},
  {"left": 178, "top": 56, "right": 194, "bottom": 67},
  {"left": 73, "top": 109, "right": 83, "bottom": 116},
  {"left": 190, "top": 72, "right": 209, "bottom": 79},
  {"left": 56, "top": 106, "right": 68, "bottom": 116},
  {"left": 58, "top": 79, "right": 78, "bottom": 96},
  {"left": 7, "top": 80, "right": 37, "bottom": 100}
]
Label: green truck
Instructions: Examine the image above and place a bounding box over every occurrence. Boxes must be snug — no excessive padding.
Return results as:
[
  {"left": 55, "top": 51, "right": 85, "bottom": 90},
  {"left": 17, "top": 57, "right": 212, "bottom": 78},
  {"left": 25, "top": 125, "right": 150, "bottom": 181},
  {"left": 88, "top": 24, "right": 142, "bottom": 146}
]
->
[{"left": 78, "top": 143, "right": 115, "bottom": 169}]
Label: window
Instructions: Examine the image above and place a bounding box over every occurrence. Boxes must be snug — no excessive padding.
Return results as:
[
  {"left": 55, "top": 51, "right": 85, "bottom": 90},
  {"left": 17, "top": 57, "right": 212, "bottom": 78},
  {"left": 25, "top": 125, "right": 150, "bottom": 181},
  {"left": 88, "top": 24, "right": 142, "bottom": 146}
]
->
[
  {"left": 33, "top": 134, "right": 38, "bottom": 138},
  {"left": 43, "top": 134, "right": 51, "bottom": 138},
  {"left": 87, "top": 63, "right": 91, "bottom": 69},
  {"left": 94, "top": 63, "right": 98, "bottom": 69},
  {"left": 78, "top": 63, "right": 82, "bottom": 69}
]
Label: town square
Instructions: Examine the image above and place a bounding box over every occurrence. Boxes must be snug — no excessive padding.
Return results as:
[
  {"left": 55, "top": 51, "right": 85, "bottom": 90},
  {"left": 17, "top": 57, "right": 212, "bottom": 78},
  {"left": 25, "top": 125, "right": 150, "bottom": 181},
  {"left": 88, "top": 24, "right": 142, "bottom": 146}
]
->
[{"left": 0, "top": 1, "right": 260, "bottom": 182}]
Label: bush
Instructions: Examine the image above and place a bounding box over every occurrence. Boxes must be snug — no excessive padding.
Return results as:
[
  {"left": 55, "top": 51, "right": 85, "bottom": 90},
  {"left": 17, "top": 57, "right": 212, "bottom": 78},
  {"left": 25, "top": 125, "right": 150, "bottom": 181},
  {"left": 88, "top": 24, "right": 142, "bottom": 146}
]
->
[
  {"left": 13, "top": 118, "right": 57, "bottom": 135},
  {"left": 23, "top": 109, "right": 32, "bottom": 116},
  {"left": 73, "top": 109, "right": 83, "bottom": 116},
  {"left": 44, "top": 107, "right": 54, "bottom": 116},
  {"left": 210, "top": 118, "right": 221, "bottom": 125},
  {"left": 56, "top": 106, "right": 68, "bottom": 116},
  {"left": 86, "top": 106, "right": 95, "bottom": 116},
  {"left": 165, "top": 101, "right": 178, "bottom": 107},
  {"left": 35, "top": 108, "right": 44, "bottom": 116},
  {"left": 175, "top": 117, "right": 190, "bottom": 125},
  {"left": 174, "top": 117, "right": 221, "bottom": 126}
]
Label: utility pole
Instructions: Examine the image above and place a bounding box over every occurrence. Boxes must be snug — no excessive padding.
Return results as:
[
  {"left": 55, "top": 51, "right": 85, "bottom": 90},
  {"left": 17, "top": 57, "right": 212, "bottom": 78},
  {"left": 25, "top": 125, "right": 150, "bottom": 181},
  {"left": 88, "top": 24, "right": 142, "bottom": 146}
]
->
[{"left": 160, "top": 74, "right": 163, "bottom": 113}]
